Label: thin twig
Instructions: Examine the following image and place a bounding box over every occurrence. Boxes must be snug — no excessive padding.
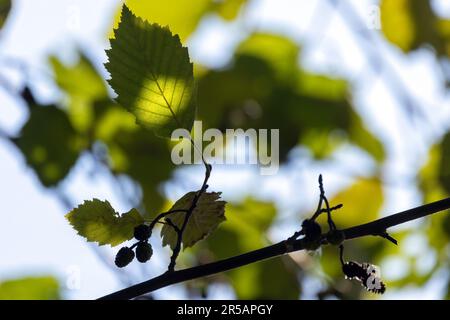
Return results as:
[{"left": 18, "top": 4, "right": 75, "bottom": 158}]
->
[
  {"left": 148, "top": 209, "right": 189, "bottom": 231},
  {"left": 167, "top": 164, "right": 211, "bottom": 272}
]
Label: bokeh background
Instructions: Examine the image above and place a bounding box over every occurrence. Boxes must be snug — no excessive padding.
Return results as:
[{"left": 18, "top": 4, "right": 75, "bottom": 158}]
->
[{"left": 0, "top": 0, "right": 450, "bottom": 300}]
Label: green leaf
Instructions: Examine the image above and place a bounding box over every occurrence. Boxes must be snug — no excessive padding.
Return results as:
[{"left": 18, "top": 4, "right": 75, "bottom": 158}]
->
[
  {"left": 161, "top": 192, "right": 226, "bottom": 249},
  {"left": 0, "top": 0, "right": 11, "bottom": 29},
  {"left": 14, "top": 104, "right": 86, "bottom": 187},
  {"left": 0, "top": 276, "right": 60, "bottom": 300},
  {"left": 66, "top": 199, "right": 144, "bottom": 247},
  {"left": 106, "top": 5, "right": 196, "bottom": 138}
]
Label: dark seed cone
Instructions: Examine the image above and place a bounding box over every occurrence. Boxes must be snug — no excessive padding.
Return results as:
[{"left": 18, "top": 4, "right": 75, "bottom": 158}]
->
[
  {"left": 302, "top": 219, "right": 322, "bottom": 241},
  {"left": 136, "top": 242, "right": 153, "bottom": 263},
  {"left": 134, "top": 224, "right": 151, "bottom": 241},
  {"left": 115, "top": 246, "right": 135, "bottom": 268},
  {"left": 327, "top": 229, "right": 345, "bottom": 246}
]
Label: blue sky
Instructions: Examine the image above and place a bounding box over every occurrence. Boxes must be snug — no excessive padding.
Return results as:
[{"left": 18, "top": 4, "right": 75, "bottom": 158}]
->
[{"left": 0, "top": 0, "right": 449, "bottom": 299}]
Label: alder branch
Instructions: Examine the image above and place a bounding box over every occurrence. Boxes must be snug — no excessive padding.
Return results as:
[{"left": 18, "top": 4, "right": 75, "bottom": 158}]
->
[{"left": 98, "top": 197, "right": 450, "bottom": 300}]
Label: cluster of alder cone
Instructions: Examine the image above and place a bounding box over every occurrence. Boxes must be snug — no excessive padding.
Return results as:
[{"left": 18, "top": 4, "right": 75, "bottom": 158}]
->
[{"left": 115, "top": 224, "right": 153, "bottom": 267}]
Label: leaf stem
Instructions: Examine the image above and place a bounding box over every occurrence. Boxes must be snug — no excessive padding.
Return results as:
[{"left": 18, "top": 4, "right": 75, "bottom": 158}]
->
[{"left": 148, "top": 209, "right": 189, "bottom": 231}]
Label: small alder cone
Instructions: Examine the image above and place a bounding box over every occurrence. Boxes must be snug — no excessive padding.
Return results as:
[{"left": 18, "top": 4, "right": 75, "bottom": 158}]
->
[
  {"left": 303, "top": 239, "right": 322, "bottom": 251},
  {"left": 136, "top": 242, "right": 153, "bottom": 263},
  {"left": 302, "top": 219, "right": 322, "bottom": 240},
  {"left": 134, "top": 224, "right": 151, "bottom": 241},
  {"left": 301, "top": 219, "right": 322, "bottom": 250},
  {"left": 115, "top": 247, "right": 135, "bottom": 268},
  {"left": 326, "top": 229, "right": 345, "bottom": 246}
]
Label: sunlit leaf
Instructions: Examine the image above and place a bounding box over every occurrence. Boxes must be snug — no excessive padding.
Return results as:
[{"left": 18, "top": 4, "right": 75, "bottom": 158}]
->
[
  {"left": 106, "top": 5, "right": 196, "bottom": 138},
  {"left": 0, "top": 276, "right": 60, "bottom": 300},
  {"left": 66, "top": 199, "right": 144, "bottom": 247},
  {"left": 161, "top": 192, "right": 226, "bottom": 249}
]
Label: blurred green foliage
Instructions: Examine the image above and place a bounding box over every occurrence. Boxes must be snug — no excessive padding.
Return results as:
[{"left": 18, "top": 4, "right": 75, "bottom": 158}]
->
[
  {"left": 5, "top": 0, "right": 450, "bottom": 300},
  {"left": 66, "top": 199, "right": 144, "bottom": 247},
  {"left": 50, "top": 54, "right": 108, "bottom": 133},
  {"left": 0, "top": 0, "right": 11, "bottom": 29},
  {"left": 381, "top": 0, "right": 450, "bottom": 58},
  {"left": 113, "top": 0, "right": 247, "bottom": 42},
  {"left": 14, "top": 103, "right": 86, "bottom": 187},
  {"left": 198, "top": 33, "right": 384, "bottom": 162},
  {"left": 49, "top": 53, "right": 175, "bottom": 215},
  {"left": 199, "top": 198, "right": 300, "bottom": 299},
  {"left": 0, "top": 276, "right": 60, "bottom": 300}
]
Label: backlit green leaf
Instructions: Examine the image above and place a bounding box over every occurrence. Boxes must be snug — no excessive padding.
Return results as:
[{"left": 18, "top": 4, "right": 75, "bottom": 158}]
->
[
  {"left": 161, "top": 192, "right": 226, "bottom": 249},
  {"left": 106, "top": 5, "right": 196, "bottom": 138},
  {"left": 66, "top": 199, "right": 144, "bottom": 247}
]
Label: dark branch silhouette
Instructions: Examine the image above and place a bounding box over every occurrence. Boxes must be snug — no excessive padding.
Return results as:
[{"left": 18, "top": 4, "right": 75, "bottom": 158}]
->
[{"left": 99, "top": 197, "right": 450, "bottom": 300}]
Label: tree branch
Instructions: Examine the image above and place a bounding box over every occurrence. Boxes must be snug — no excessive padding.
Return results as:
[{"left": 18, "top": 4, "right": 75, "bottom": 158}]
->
[{"left": 98, "top": 197, "right": 450, "bottom": 300}]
